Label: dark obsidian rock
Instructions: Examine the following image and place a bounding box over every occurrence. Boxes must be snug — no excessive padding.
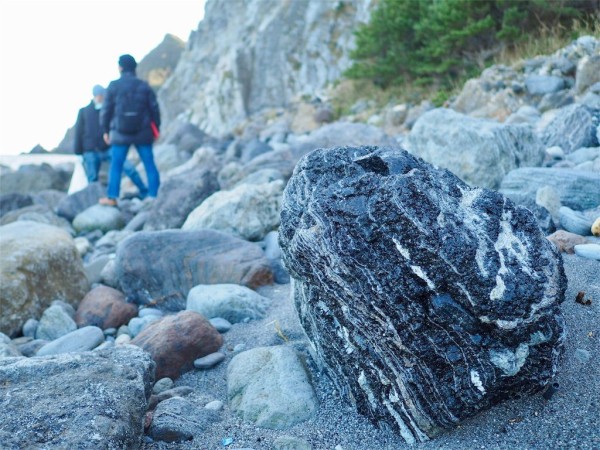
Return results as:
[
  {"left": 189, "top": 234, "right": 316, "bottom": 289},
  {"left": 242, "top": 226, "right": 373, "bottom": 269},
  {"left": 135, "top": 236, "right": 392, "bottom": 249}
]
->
[{"left": 279, "top": 146, "right": 566, "bottom": 443}]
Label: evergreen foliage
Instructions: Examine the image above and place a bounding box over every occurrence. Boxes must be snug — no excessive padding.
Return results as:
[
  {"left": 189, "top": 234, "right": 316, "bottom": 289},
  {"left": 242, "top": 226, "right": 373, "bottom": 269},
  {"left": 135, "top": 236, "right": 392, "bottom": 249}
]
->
[{"left": 346, "top": 0, "right": 599, "bottom": 88}]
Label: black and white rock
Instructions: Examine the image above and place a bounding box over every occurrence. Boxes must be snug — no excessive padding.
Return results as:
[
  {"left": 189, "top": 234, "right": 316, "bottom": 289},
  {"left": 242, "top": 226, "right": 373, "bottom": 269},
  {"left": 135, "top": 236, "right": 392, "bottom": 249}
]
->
[{"left": 279, "top": 146, "right": 566, "bottom": 443}]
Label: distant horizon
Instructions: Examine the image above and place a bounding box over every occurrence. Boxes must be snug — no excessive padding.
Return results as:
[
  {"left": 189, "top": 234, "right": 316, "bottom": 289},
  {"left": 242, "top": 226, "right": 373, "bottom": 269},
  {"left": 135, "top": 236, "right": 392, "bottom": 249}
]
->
[{"left": 0, "top": 0, "right": 206, "bottom": 156}]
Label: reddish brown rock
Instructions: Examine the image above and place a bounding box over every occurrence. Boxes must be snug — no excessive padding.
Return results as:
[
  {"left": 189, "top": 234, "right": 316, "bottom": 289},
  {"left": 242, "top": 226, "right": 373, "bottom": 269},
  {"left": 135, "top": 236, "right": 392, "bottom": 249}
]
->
[
  {"left": 547, "top": 230, "right": 589, "bottom": 254},
  {"left": 75, "top": 285, "right": 138, "bottom": 329},
  {"left": 131, "top": 311, "right": 223, "bottom": 380}
]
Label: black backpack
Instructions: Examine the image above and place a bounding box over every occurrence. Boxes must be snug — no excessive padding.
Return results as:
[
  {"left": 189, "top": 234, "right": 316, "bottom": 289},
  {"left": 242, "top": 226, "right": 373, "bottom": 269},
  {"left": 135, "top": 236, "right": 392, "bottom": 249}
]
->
[{"left": 116, "top": 85, "right": 144, "bottom": 134}]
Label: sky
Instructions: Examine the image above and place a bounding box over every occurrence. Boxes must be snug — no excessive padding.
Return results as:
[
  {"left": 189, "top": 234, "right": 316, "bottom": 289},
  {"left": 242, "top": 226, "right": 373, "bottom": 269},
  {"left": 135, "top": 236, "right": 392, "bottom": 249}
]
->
[{"left": 0, "top": 0, "right": 206, "bottom": 156}]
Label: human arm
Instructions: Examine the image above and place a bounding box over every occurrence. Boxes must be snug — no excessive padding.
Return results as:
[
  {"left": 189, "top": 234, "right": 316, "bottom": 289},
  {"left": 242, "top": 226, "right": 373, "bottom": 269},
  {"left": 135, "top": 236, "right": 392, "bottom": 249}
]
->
[{"left": 74, "top": 108, "right": 84, "bottom": 155}]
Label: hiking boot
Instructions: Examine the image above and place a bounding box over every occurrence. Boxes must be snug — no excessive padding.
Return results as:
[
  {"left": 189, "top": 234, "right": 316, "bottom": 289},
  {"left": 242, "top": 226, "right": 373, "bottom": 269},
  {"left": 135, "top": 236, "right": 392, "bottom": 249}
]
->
[{"left": 99, "top": 197, "right": 118, "bottom": 207}]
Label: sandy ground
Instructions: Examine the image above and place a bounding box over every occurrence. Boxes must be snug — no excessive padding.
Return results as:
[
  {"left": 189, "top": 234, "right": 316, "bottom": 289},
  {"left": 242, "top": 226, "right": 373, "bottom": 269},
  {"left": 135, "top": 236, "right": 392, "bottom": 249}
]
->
[{"left": 143, "top": 253, "right": 599, "bottom": 450}]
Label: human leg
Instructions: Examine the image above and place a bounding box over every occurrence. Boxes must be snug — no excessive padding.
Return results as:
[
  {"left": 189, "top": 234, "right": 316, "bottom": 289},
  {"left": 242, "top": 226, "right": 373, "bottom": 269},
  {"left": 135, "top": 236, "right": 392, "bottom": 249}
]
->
[
  {"left": 136, "top": 144, "right": 160, "bottom": 197},
  {"left": 122, "top": 160, "right": 148, "bottom": 198},
  {"left": 106, "top": 144, "right": 129, "bottom": 199},
  {"left": 82, "top": 151, "right": 101, "bottom": 182}
]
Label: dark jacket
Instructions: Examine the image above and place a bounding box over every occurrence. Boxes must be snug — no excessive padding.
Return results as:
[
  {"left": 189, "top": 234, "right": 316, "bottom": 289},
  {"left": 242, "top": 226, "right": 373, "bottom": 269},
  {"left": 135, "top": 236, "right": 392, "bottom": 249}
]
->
[
  {"left": 101, "top": 71, "right": 161, "bottom": 146},
  {"left": 74, "top": 101, "right": 108, "bottom": 154}
]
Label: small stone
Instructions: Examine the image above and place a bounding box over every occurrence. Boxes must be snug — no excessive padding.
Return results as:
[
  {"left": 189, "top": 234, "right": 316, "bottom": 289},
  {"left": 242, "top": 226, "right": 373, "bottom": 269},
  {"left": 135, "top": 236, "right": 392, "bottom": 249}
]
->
[
  {"left": 104, "top": 328, "right": 117, "bottom": 336},
  {"left": 574, "top": 243, "right": 600, "bottom": 261},
  {"left": 233, "top": 344, "right": 246, "bottom": 353},
  {"left": 545, "top": 146, "right": 564, "bottom": 159},
  {"left": 574, "top": 348, "right": 591, "bottom": 363},
  {"left": 153, "top": 378, "right": 174, "bottom": 395},
  {"left": 210, "top": 317, "right": 232, "bottom": 333},
  {"left": 139, "top": 308, "right": 164, "bottom": 318},
  {"left": 22, "top": 319, "right": 38, "bottom": 338},
  {"left": 194, "top": 352, "right": 226, "bottom": 369},
  {"left": 592, "top": 217, "right": 600, "bottom": 237},
  {"left": 115, "top": 334, "right": 132, "bottom": 345},
  {"left": 205, "top": 400, "right": 224, "bottom": 411}
]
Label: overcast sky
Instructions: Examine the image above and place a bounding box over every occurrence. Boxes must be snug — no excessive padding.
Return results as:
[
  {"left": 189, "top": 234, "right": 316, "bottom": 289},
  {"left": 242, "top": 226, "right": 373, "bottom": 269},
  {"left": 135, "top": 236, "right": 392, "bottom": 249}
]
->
[{"left": 0, "top": 0, "right": 206, "bottom": 155}]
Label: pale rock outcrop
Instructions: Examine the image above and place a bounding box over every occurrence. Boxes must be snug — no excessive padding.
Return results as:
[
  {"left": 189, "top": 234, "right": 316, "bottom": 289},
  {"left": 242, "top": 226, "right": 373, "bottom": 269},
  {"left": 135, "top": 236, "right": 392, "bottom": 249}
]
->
[{"left": 159, "top": 0, "right": 373, "bottom": 137}]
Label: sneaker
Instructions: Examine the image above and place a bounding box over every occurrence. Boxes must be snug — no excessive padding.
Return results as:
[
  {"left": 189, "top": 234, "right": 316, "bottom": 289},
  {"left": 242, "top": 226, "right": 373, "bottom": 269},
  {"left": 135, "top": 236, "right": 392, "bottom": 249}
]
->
[{"left": 99, "top": 197, "right": 118, "bottom": 207}]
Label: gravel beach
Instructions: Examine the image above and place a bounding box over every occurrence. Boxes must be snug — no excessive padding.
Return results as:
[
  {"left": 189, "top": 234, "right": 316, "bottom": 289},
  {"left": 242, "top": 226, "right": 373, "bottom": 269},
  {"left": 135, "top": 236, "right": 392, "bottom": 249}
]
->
[{"left": 143, "top": 253, "right": 599, "bottom": 450}]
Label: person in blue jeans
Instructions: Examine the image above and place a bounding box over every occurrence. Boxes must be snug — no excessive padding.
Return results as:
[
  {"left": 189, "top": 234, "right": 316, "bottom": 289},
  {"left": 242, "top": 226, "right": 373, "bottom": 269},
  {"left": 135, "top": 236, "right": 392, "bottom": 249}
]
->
[
  {"left": 99, "top": 54, "right": 160, "bottom": 207},
  {"left": 74, "top": 84, "right": 148, "bottom": 198}
]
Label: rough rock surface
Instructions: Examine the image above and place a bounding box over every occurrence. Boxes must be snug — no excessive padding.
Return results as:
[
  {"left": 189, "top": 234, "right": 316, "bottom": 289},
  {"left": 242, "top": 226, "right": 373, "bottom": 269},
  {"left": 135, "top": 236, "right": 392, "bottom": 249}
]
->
[
  {"left": 115, "top": 229, "right": 273, "bottom": 310},
  {"left": 159, "top": 0, "right": 372, "bottom": 136},
  {"left": 406, "top": 108, "right": 544, "bottom": 189},
  {"left": 0, "top": 346, "right": 155, "bottom": 449},
  {"left": 131, "top": 310, "right": 223, "bottom": 380},
  {"left": 279, "top": 146, "right": 566, "bottom": 443},
  {"left": 0, "top": 221, "right": 89, "bottom": 337},
  {"left": 75, "top": 285, "right": 138, "bottom": 329}
]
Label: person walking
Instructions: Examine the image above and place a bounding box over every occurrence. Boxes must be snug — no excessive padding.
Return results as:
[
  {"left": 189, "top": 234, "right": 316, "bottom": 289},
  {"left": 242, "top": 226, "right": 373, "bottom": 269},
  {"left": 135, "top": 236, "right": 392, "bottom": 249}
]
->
[
  {"left": 99, "top": 54, "right": 160, "bottom": 207},
  {"left": 74, "top": 84, "right": 148, "bottom": 198}
]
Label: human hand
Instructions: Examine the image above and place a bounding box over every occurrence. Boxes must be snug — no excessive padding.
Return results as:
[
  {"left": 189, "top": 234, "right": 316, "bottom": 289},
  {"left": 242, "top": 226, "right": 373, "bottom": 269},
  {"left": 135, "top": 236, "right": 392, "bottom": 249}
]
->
[{"left": 103, "top": 133, "right": 111, "bottom": 145}]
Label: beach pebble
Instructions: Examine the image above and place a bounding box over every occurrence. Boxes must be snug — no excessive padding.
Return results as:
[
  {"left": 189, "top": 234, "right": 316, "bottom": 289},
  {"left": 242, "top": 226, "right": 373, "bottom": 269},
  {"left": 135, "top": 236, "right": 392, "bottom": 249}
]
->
[
  {"left": 227, "top": 346, "right": 318, "bottom": 429},
  {"left": 186, "top": 284, "right": 270, "bottom": 324},
  {"left": 210, "top": 317, "right": 232, "bottom": 333},
  {"left": 94, "top": 340, "right": 114, "bottom": 351},
  {"left": 115, "top": 334, "right": 131, "bottom": 345},
  {"left": 574, "top": 348, "right": 591, "bottom": 363},
  {"left": 17, "top": 339, "right": 48, "bottom": 357},
  {"left": 574, "top": 243, "right": 600, "bottom": 260},
  {"left": 205, "top": 400, "right": 224, "bottom": 411},
  {"left": 149, "top": 397, "right": 219, "bottom": 443},
  {"left": 560, "top": 206, "right": 594, "bottom": 236},
  {"left": 0, "top": 342, "right": 22, "bottom": 357},
  {"left": 36, "top": 326, "right": 105, "bottom": 356},
  {"left": 51, "top": 300, "right": 76, "bottom": 318},
  {"left": 148, "top": 386, "right": 195, "bottom": 410},
  {"left": 22, "top": 319, "right": 38, "bottom": 338},
  {"left": 128, "top": 315, "right": 161, "bottom": 338},
  {"left": 194, "top": 352, "right": 226, "bottom": 369},
  {"left": 233, "top": 344, "right": 246, "bottom": 352},
  {"left": 35, "top": 305, "right": 77, "bottom": 341},
  {"left": 104, "top": 328, "right": 117, "bottom": 336},
  {"left": 547, "top": 230, "right": 588, "bottom": 254},
  {"left": 153, "top": 377, "right": 174, "bottom": 394},
  {"left": 139, "top": 308, "right": 164, "bottom": 318},
  {"left": 592, "top": 217, "right": 600, "bottom": 236}
]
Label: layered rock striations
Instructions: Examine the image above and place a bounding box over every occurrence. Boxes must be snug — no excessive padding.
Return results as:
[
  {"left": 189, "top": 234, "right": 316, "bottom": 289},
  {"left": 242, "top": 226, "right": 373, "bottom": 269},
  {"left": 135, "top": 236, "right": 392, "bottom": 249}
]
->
[{"left": 279, "top": 146, "right": 566, "bottom": 443}]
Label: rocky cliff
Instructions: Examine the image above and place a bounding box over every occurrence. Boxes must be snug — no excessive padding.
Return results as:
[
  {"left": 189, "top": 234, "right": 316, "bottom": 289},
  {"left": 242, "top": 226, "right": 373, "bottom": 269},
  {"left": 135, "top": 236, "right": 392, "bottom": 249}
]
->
[{"left": 158, "top": 0, "right": 373, "bottom": 138}]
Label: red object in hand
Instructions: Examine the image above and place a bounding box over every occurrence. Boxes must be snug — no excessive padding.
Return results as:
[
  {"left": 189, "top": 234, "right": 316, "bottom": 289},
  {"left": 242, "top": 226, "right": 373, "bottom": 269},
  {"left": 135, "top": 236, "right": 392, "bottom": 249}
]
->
[{"left": 150, "top": 121, "right": 160, "bottom": 140}]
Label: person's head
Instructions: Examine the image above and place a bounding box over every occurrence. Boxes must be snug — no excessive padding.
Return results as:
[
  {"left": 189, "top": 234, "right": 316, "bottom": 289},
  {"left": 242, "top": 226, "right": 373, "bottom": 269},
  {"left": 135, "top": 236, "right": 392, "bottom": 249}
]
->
[
  {"left": 118, "top": 54, "right": 137, "bottom": 73},
  {"left": 92, "top": 84, "right": 105, "bottom": 106}
]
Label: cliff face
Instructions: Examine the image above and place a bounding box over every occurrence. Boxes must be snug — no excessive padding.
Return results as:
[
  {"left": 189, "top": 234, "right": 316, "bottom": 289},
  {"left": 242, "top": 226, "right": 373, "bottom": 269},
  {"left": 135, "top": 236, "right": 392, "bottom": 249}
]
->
[
  {"left": 136, "top": 34, "right": 186, "bottom": 92},
  {"left": 159, "top": 0, "right": 373, "bottom": 138}
]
